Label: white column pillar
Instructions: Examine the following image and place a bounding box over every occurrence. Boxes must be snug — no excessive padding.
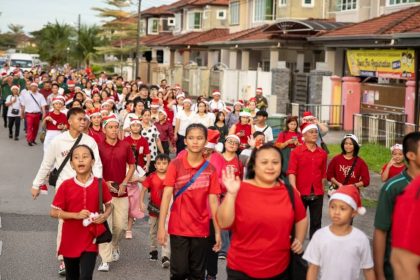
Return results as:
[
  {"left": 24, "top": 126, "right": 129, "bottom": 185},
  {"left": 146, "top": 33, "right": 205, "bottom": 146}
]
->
[
  {"left": 241, "top": 50, "right": 250, "bottom": 70},
  {"left": 296, "top": 51, "right": 305, "bottom": 73},
  {"left": 229, "top": 50, "right": 238, "bottom": 70},
  {"left": 270, "top": 48, "right": 279, "bottom": 70},
  {"left": 207, "top": 50, "right": 218, "bottom": 68}
]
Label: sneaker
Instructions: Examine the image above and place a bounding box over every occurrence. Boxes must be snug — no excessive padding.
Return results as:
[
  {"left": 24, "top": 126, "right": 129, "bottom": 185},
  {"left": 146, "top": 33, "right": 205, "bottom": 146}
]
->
[
  {"left": 58, "top": 261, "right": 66, "bottom": 276},
  {"left": 112, "top": 249, "right": 120, "bottom": 262},
  {"left": 125, "top": 230, "right": 132, "bottom": 239},
  {"left": 40, "top": 184, "right": 48, "bottom": 195},
  {"left": 14, "top": 137, "right": 19, "bottom": 141},
  {"left": 98, "top": 262, "right": 109, "bottom": 272},
  {"left": 149, "top": 250, "right": 158, "bottom": 261},
  {"left": 218, "top": 254, "right": 226, "bottom": 260},
  {"left": 32, "top": 141, "right": 37, "bottom": 145},
  {"left": 206, "top": 275, "right": 217, "bottom": 280},
  {"left": 28, "top": 142, "right": 33, "bottom": 146},
  {"left": 161, "top": 256, "right": 170, "bottom": 268}
]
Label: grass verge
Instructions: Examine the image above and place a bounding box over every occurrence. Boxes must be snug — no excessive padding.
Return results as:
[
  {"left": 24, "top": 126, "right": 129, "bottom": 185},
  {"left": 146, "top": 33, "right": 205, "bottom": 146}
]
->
[{"left": 327, "top": 143, "right": 390, "bottom": 174}]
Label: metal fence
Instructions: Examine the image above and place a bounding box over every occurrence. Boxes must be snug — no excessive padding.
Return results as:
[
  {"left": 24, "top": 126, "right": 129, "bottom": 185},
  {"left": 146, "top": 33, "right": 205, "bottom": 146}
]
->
[
  {"left": 353, "top": 113, "right": 419, "bottom": 147},
  {"left": 286, "top": 103, "right": 344, "bottom": 129}
]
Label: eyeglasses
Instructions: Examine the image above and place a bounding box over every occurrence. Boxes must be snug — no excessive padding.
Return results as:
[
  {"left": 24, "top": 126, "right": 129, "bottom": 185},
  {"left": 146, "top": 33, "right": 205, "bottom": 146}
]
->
[{"left": 226, "top": 140, "right": 239, "bottom": 146}]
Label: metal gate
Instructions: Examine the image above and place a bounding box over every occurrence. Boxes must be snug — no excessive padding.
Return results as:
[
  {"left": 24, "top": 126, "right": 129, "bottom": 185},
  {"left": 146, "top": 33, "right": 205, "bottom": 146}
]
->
[{"left": 292, "top": 73, "right": 309, "bottom": 104}]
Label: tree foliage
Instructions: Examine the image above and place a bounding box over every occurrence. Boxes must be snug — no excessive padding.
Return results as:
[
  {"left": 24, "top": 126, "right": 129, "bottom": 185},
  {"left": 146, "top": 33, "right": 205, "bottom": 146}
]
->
[
  {"left": 31, "top": 21, "right": 75, "bottom": 65},
  {"left": 73, "top": 25, "right": 103, "bottom": 66}
]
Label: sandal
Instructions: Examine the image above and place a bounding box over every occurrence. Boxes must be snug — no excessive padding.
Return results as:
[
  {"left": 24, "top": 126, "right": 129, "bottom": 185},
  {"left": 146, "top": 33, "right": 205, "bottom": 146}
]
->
[{"left": 125, "top": 230, "right": 133, "bottom": 239}]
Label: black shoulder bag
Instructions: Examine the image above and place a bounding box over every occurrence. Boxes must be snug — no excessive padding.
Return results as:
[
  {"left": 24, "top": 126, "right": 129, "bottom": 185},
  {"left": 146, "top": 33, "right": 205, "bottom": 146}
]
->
[
  {"left": 95, "top": 178, "right": 113, "bottom": 244},
  {"left": 327, "top": 156, "right": 358, "bottom": 197},
  {"left": 48, "top": 134, "right": 82, "bottom": 187},
  {"left": 285, "top": 182, "right": 308, "bottom": 280}
]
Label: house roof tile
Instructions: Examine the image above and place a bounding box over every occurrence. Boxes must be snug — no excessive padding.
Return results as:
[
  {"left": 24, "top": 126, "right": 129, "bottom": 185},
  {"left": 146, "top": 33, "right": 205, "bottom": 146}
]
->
[
  {"left": 145, "top": 28, "right": 229, "bottom": 47},
  {"left": 317, "top": 5, "right": 420, "bottom": 38}
]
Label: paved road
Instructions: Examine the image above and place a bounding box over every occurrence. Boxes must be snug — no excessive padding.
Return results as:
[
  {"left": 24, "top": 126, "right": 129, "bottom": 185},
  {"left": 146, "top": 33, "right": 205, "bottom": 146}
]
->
[{"left": 0, "top": 126, "right": 376, "bottom": 280}]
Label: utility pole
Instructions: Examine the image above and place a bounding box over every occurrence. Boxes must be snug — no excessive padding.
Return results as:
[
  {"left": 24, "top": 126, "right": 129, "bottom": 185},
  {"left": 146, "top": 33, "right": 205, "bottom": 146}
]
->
[{"left": 135, "top": 0, "right": 142, "bottom": 80}]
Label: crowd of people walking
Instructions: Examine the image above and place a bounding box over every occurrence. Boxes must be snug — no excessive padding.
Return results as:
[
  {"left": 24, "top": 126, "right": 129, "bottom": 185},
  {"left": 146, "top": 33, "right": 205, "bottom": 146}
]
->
[{"left": 0, "top": 64, "right": 419, "bottom": 280}]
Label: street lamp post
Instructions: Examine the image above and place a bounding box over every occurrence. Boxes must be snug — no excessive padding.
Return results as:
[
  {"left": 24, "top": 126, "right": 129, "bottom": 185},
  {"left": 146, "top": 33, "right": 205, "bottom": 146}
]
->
[{"left": 135, "top": 0, "right": 142, "bottom": 80}]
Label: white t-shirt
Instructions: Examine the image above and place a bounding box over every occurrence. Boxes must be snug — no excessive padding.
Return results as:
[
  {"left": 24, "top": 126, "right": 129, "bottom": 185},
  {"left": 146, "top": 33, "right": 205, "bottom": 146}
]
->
[
  {"left": 32, "top": 131, "right": 102, "bottom": 189},
  {"left": 254, "top": 124, "right": 274, "bottom": 142},
  {"left": 171, "top": 104, "right": 184, "bottom": 126},
  {"left": 303, "top": 226, "right": 373, "bottom": 280},
  {"left": 208, "top": 99, "right": 225, "bottom": 112},
  {"left": 20, "top": 91, "right": 47, "bottom": 113},
  {"left": 176, "top": 110, "right": 195, "bottom": 136},
  {"left": 192, "top": 113, "right": 213, "bottom": 128},
  {"left": 6, "top": 95, "right": 21, "bottom": 117}
]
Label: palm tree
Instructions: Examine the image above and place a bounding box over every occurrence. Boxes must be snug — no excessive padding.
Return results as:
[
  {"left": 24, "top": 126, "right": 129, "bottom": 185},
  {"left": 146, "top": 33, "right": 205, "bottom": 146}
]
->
[
  {"left": 31, "top": 21, "right": 75, "bottom": 65},
  {"left": 8, "top": 24, "right": 24, "bottom": 35},
  {"left": 73, "top": 25, "right": 102, "bottom": 67}
]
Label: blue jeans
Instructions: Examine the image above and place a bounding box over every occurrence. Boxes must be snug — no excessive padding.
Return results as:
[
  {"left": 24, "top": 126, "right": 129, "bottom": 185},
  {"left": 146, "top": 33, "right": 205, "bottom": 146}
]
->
[{"left": 220, "top": 229, "right": 231, "bottom": 256}]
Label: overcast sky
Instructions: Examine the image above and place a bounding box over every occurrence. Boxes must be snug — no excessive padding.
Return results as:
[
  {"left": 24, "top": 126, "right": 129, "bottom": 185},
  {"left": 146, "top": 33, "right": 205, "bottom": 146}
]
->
[{"left": 0, "top": 0, "right": 177, "bottom": 33}]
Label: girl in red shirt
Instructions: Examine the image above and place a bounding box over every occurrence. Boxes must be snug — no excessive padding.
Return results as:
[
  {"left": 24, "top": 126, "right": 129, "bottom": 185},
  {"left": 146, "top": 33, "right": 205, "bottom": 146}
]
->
[
  {"left": 275, "top": 116, "right": 303, "bottom": 182},
  {"left": 327, "top": 134, "right": 370, "bottom": 193},
  {"left": 381, "top": 144, "right": 406, "bottom": 182},
  {"left": 158, "top": 123, "right": 221, "bottom": 280},
  {"left": 87, "top": 109, "right": 104, "bottom": 144},
  {"left": 50, "top": 145, "right": 112, "bottom": 280},
  {"left": 42, "top": 97, "right": 68, "bottom": 153},
  {"left": 229, "top": 109, "right": 255, "bottom": 152},
  {"left": 217, "top": 144, "right": 308, "bottom": 279}
]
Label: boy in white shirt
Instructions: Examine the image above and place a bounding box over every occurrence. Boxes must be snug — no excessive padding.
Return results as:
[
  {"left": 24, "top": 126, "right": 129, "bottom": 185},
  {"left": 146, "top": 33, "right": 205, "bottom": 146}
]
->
[{"left": 303, "top": 185, "right": 375, "bottom": 280}]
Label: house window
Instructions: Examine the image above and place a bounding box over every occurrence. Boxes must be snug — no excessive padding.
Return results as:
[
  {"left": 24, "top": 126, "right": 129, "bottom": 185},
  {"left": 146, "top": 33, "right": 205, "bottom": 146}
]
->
[
  {"left": 148, "top": 18, "right": 159, "bottom": 34},
  {"left": 188, "top": 11, "right": 202, "bottom": 30},
  {"left": 230, "top": 1, "right": 240, "bottom": 25},
  {"left": 254, "top": 0, "right": 275, "bottom": 21},
  {"left": 387, "top": 0, "right": 417, "bottom": 5},
  {"left": 337, "top": 0, "right": 357, "bottom": 10},
  {"left": 279, "top": 0, "right": 287, "bottom": 6},
  {"left": 217, "top": 10, "right": 227, "bottom": 19},
  {"left": 302, "top": 0, "right": 314, "bottom": 7}
]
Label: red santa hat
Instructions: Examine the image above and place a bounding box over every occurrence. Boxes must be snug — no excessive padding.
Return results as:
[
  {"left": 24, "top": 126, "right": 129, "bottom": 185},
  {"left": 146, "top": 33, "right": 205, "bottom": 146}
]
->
[
  {"left": 225, "top": 134, "right": 240, "bottom": 143},
  {"left": 51, "top": 97, "right": 64, "bottom": 105},
  {"left": 13, "top": 69, "right": 20, "bottom": 75},
  {"left": 183, "top": 98, "right": 192, "bottom": 104},
  {"left": 329, "top": 185, "right": 366, "bottom": 215},
  {"left": 343, "top": 134, "right": 359, "bottom": 145},
  {"left": 300, "top": 122, "right": 318, "bottom": 134},
  {"left": 101, "top": 102, "right": 111, "bottom": 109},
  {"left": 11, "top": 85, "right": 20, "bottom": 91},
  {"left": 205, "top": 129, "right": 221, "bottom": 149},
  {"left": 83, "top": 98, "right": 93, "bottom": 106},
  {"left": 129, "top": 117, "right": 142, "bottom": 125},
  {"left": 87, "top": 108, "right": 101, "bottom": 118},
  {"left": 151, "top": 98, "right": 160, "bottom": 108},
  {"left": 67, "top": 80, "right": 75, "bottom": 87},
  {"left": 176, "top": 93, "right": 185, "bottom": 99},
  {"left": 158, "top": 109, "right": 167, "bottom": 117},
  {"left": 102, "top": 115, "right": 119, "bottom": 127},
  {"left": 174, "top": 84, "right": 181, "bottom": 89},
  {"left": 391, "top": 143, "right": 403, "bottom": 153},
  {"left": 30, "top": 82, "right": 38, "bottom": 87},
  {"left": 248, "top": 97, "right": 257, "bottom": 103},
  {"left": 302, "top": 111, "right": 315, "bottom": 121},
  {"left": 234, "top": 100, "right": 244, "bottom": 107},
  {"left": 212, "top": 89, "right": 221, "bottom": 96},
  {"left": 256, "top": 87, "right": 263, "bottom": 93}
]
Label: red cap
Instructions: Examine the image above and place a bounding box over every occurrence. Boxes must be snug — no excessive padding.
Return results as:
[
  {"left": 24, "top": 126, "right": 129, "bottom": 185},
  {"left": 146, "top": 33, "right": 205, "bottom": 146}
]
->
[
  {"left": 329, "top": 185, "right": 366, "bottom": 215},
  {"left": 205, "top": 129, "right": 221, "bottom": 149}
]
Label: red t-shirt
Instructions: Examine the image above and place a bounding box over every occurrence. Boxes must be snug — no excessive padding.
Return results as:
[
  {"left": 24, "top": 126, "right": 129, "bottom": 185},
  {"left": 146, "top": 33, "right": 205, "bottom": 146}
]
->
[
  {"left": 327, "top": 155, "right": 370, "bottom": 186},
  {"left": 275, "top": 131, "right": 303, "bottom": 148},
  {"left": 221, "top": 155, "right": 243, "bottom": 193},
  {"left": 98, "top": 139, "right": 136, "bottom": 197},
  {"left": 52, "top": 177, "right": 112, "bottom": 258},
  {"left": 163, "top": 100, "right": 174, "bottom": 124},
  {"left": 392, "top": 176, "right": 420, "bottom": 274},
  {"left": 225, "top": 181, "right": 306, "bottom": 278},
  {"left": 164, "top": 151, "right": 221, "bottom": 237},
  {"left": 123, "top": 135, "right": 150, "bottom": 168},
  {"left": 381, "top": 164, "right": 406, "bottom": 181},
  {"left": 88, "top": 127, "right": 104, "bottom": 144},
  {"left": 142, "top": 172, "right": 165, "bottom": 217},
  {"left": 45, "top": 111, "right": 68, "bottom": 131},
  {"left": 235, "top": 123, "right": 252, "bottom": 146},
  {"left": 287, "top": 144, "right": 327, "bottom": 196}
]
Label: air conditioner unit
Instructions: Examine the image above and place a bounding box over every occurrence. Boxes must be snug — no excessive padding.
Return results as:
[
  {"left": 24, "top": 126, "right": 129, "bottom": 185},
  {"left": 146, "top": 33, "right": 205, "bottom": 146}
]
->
[{"left": 168, "top": 18, "right": 176, "bottom": 26}]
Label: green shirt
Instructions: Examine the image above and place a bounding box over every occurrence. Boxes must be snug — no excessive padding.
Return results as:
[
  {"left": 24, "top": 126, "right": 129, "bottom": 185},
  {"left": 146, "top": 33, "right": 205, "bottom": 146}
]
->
[
  {"left": 1, "top": 83, "right": 12, "bottom": 99},
  {"left": 374, "top": 169, "right": 411, "bottom": 280},
  {"left": 12, "top": 78, "right": 26, "bottom": 91}
]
